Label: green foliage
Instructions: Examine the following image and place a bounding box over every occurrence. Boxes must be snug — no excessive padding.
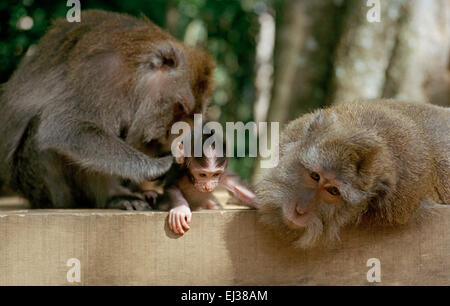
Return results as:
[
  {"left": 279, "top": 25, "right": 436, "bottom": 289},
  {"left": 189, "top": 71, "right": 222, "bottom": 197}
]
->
[{"left": 0, "top": 0, "right": 262, "bottom": 179}]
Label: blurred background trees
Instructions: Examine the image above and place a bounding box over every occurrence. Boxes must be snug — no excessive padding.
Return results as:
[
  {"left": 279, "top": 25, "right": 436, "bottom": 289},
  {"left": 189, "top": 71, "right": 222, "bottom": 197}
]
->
[{"left": 1, "top": 0, "right": 449, "bottom": 181}]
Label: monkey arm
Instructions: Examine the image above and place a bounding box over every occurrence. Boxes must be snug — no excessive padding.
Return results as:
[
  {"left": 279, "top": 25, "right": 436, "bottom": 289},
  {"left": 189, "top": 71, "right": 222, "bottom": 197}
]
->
[
  {"left": 166, "top": 186, "right": 190, "bottom": 208},
  {"left": 220, "top": 173, "right": 257, "bottom": 208},
  {"left": 37, "top": 119, "right": 173, "bottom": 182}
]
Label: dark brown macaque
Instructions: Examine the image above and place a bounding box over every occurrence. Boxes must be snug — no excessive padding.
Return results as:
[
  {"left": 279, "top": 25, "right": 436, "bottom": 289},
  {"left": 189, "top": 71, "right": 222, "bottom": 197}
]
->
[
  {"left": 162, "top": 132, "right": 256, "bottom": 234},
  {"left": 256, "top": 100, "right": 449, "bottom": 249},
  {"left": 0, "top": 10, "right": 214, "bottom": 209}
]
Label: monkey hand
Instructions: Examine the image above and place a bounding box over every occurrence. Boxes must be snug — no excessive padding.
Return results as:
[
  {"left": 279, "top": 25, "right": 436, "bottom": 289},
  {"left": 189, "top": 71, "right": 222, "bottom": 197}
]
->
[
  {"left": 145, "top": 155, "right": 174, "bottom": 180},
  {"left": 142, "top": 190, "right": 159, "bottom": 209},
  {"left": 107, "top": 196, "right": 153, "bottom": 211},
  {"left": 169, "top": 205, "right": 192, "bottom": 235}
]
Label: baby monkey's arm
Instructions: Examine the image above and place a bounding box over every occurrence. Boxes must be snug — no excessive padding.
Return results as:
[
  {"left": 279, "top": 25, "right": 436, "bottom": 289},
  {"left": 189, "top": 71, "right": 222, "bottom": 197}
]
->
[{"left": 220, "top": 172, "right": 257, "bottom": 208}]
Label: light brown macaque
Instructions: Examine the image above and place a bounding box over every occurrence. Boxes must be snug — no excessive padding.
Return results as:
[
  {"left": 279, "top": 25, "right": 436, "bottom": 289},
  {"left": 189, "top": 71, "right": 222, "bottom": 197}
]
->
[
  {"left": 256, "top": 100, "right": 449, "bottom": 249},
  {"left": 0, "top": 10, "right": 215, "bottom": 209},
  {"left": 162, "top": 133, "right": 256, "bottom": 234}
]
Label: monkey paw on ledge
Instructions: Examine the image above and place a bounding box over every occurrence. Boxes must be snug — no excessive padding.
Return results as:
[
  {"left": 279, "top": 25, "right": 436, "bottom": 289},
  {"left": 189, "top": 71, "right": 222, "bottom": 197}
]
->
[{"left": 0, "top": 196, "right": 448, "bottom": 285}]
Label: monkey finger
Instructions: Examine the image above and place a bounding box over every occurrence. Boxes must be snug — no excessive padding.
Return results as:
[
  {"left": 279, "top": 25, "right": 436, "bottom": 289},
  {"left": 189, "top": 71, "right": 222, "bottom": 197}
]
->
[
  {"left": 180, "top": 215, "right": 190, "bottom": 230},
  {"left": 132, "top": 200, "right": 152, "bottom": 211},
  {"left": 171, "top": 213, "right": 180, "bottom": 234},
  {"left": 170, "top": 212, "right": 178, "bottom": 233},
  {"left": 106, "top": 198, "right": 132, "bottom": 210},
  {"left": 176, "top": 215, "right": 186, "bottom": 234},
  {"left": 169, "top": 212, "right": 175, "bottom": 232},
  {"left": 122, "top": 201, "right": 134, "bottom": 210},
  {"left": 143, "top": 190, "right": 159, "bottom": 208}
]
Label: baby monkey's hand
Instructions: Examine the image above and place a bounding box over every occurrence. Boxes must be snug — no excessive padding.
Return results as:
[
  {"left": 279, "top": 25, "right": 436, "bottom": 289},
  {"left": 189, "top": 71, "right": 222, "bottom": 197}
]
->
[{"left": 169, "top": 205, "right": 192, "bottom": 234}]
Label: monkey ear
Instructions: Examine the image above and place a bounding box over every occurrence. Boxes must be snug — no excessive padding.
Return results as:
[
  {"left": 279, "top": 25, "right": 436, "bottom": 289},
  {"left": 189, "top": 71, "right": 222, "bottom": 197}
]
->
[
  {"left": 354, "top": 145, "right": 381, "bottom": 177},
  {"left": 145, "top": 41, "right": 184, "bottom": 71},
  {"left": 352, "top": 137, "right": 395, "bottom": 191},
  {"left": 174, "top": 141, "right": 185, "bottom": 164},
  {"left": 138, "top": 42, "right": 195, "bottom": 113},
  {"left": 347, "top": 133, "right": 382, "bottom": 175}
]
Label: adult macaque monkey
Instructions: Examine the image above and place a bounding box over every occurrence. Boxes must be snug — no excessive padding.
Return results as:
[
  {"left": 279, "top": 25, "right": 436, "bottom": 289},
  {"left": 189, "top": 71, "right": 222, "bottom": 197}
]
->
[
  {"left": 0, "top": 10, "right": 214, "bottom": 209},
  {"left": 256, "top": 100, "right": 449, "bottom": 249},
  {"left": 162, "top": 130, "right": 256, "bottom": 234}
]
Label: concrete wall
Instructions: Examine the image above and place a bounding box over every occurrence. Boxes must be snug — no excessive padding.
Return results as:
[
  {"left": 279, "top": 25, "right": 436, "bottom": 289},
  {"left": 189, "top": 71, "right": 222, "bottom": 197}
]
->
[{"left": 0, "top": 206, "right": 449, "bottom": 285}]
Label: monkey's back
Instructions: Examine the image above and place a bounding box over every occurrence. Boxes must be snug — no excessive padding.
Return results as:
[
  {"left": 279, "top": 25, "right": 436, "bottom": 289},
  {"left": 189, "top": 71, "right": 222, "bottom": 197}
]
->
[
  {"left": 378, "top": 100, "right": 449, "bottom": 155},
  {"left": 0, "top": 10, "right": 177, "bottom": 184},
  {"left": 381, "top": 101, "right": 449, "bottom": 204},
  {"left": 336, "top": 100, "right": 449, "bottom": 205}
]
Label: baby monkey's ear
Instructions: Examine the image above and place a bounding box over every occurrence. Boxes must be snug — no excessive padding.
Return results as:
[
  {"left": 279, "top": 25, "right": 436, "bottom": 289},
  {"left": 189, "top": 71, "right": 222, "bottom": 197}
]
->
[{"left": 174, "top": 141, "right": 185, "bottom": 164}]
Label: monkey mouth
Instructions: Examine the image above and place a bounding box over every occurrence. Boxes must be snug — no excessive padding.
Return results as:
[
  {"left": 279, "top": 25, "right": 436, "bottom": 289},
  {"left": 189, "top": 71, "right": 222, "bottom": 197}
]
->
[{"left": 196, "top": 186, "right": 213, "bottom": 193}]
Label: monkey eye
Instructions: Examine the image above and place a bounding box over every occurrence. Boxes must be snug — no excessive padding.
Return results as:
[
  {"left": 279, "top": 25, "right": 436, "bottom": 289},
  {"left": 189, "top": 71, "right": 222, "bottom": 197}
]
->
[
  {"left": 310, "top": 172, "right": 320, "bottom": 181},
  {"left": 326, "top": 186, "right": 340, "bottom": 196},
  {"left": 199, "top": 173, "right": 206, "bottom": 177},
  {"left": 213, "top": 173, "right": 220, "bottom": 177}
]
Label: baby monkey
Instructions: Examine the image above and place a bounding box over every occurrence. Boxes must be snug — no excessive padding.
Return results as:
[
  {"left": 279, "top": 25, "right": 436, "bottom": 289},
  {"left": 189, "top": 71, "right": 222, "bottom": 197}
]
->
[{"left": 162, "top": 130, "right": 256, "bottom": 234}]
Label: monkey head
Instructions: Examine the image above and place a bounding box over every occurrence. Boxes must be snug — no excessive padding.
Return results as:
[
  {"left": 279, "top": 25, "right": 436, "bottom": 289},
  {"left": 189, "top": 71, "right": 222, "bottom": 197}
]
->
[
  {"left": 174, "top": 132, "right": 227, "bottom": 193},
  {"left": 126, "top": 40, "right": 215, "bottom": 148},
  {"left": 187, "top": 156, "right": 227, "bottom": 193},
  {"left": 256, "top": 109, "right": 396, "bottom": 249},
  {"left": 66, "top": 11, "right": 215, "bottom": 150}
]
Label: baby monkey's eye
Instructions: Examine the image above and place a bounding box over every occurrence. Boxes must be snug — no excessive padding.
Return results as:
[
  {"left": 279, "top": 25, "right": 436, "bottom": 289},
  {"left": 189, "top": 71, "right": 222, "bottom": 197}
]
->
[
  {"left": 327, "top": 186, "right": 340, "bottom": 196},
  {"left": 199, "top": 173, "right": 206, "bottom": 177},
  {"left": 213, "top": 173, "right": 220, "bottom": 177},
  {"left": 310, "top": 172, "right": 320, "bottom": 181}
]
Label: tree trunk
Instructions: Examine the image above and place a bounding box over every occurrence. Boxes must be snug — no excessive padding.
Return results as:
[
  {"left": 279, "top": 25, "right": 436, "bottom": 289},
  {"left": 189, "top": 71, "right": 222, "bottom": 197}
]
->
[
  {"left": 383, "top": 0, "right": 450, "bottom": 106},
  {"left": 328, "top": 0, "right": 450, "bottom": 105},
  {"left": 252, "top": 0, "right": 347, "bottom": 181},
  {"left": 328, "top": 0, "right": 405, "bottom": 104}
]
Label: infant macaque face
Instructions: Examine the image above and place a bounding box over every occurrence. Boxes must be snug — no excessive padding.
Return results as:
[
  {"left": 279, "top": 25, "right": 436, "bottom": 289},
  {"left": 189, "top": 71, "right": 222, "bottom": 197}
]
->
[
  {"left": 190, "top": 160, "right": 225, "bottom": 192},
  {"left": 176, "top": 138, "right": 228, "bottom": 193}
]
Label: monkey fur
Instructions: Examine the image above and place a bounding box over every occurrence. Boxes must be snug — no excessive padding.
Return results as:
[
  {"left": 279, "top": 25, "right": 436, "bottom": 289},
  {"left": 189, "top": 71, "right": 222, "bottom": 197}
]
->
[
  {"left": 256, "top": 100, "right": 449, "bottom": 249},
  {"left": 0, "top": 10, "right": 214, "bottom": 209}
]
